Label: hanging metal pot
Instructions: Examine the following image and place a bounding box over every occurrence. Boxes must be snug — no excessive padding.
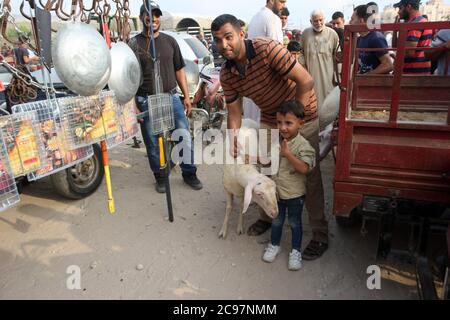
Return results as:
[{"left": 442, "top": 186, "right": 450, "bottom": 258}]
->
[
  {"left": 52, "top": 22, "right": 111, "bottom": 97},
  {"left": 108, "top": 42, "right": 142, "bottom": 104}
]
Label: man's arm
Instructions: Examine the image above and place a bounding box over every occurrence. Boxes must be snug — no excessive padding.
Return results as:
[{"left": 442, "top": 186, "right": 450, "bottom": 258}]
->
[
  {"left": 405, "top": 29, "right": 423, "bottom": 58},
  {"left": 332, "top": 33, "right": 340, "bottom": 72},
  {"left": 368, "top": 53, "right": 394, "bottom": 74},
  {"left": 425, "top": 40, "right": 450, "bottom": 61},
  {"left": 405, "top": 40, "right": 419, "bottom": 58},
  {"left": 266, "top": 16, "right": 284, "bottom": 43},
  {"left": 285, "top": 63, "right": 315, "bottom": 109},
  {"left": 227, "top": 98, "right": 242, "bottom": 130},
  {"left": 175, "top": 68, "right": 192, "bottom": 116},
  {"left": 21, "top": 48, "right": 39, "bottom": 64},
  {"left": 226, "top": 98, "right": 243, "bottom": 158}
]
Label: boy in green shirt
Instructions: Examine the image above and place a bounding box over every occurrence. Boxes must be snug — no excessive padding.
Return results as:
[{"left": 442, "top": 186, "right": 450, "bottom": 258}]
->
[{"left": 263, "top": 101, "right": 316, "bottom": 271}]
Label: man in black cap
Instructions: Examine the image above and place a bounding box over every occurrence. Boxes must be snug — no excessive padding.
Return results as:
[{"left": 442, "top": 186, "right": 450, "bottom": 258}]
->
[
  {"left": 130, "top": 3, "right": 203, "bottom": 193},
  {"left": 393, "top": 0, "right": 432, "bottom": 74}
]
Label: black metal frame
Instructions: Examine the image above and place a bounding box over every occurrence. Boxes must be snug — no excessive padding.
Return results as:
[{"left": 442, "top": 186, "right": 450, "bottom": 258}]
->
[{"left": 359, "top": 196, "right": 450, "bottom": 300}]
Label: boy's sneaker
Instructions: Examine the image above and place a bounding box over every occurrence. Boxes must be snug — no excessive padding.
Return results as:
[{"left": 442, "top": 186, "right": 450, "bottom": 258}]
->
[
  {"left": 262, "top": 244, "right": 281, "bottom": 263},
  {"left": 288, "top": 249, "right": 303, "bottom": 271}
]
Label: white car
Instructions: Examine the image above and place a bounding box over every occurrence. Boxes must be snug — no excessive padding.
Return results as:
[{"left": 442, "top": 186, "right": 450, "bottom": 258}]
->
[
  {"left": 129, "top": 30, "right": 215, "bottom": 97},
  {"left": 161, "top": 31, "right": 214, "bottom": 97}
]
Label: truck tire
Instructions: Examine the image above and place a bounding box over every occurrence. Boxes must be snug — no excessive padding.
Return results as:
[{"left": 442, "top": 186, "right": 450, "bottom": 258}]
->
[
  {"left": 336, "top": 208, "right": 361, "bottom": 228},
  {"left": 51, "top": 144, "right": 104, "bottom": 200}
]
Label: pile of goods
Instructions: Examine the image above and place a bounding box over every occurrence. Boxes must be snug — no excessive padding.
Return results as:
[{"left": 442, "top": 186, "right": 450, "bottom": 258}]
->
[
  {"left": 59, "top": 91, "right": 120, "bottom": 149},
  {"left": 0, "top": 132, "right": 20, "bottom": 212},
  {"left": 12, "top": 101, "right": 94, "bottom": 181},
  {"left": 0, "top": 90, "right": 139, "bottom": 212},
  {"left": 107, "top": 99, "right": 139, "bottom": 149},
  {"left": 0, "top": 112, "right": 45, "bottom": 177},
  {"left": 0, "top": 1, "right": 142, "bottom": 213}
]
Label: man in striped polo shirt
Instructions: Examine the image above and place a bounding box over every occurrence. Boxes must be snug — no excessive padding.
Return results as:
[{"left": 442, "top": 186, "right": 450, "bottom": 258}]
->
[
  {"left": 212, "top": 14, "right": 329, "bottom": 260},
  {"left": 394, "top": 0, "right": 433, "bottom": 74}
]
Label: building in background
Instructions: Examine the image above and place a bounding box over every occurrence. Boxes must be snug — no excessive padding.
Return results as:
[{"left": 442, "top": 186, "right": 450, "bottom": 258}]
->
[
  {"left": 421, "top": 0, "right": 450, "bottom": 21},
  {"left": 382, "top": 0, "right": 450, "bottom": 23},
  {"left": 160, "top": 11, "right": 214, "bottom": 40}
]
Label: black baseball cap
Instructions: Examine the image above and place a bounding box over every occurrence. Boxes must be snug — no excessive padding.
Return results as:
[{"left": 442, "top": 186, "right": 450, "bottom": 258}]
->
[
  {"left": 393, "top": 0, "right": 421, "bottom": 8},
  {"left": 140, "top": 3, "right": 163, "bottom": 16}
]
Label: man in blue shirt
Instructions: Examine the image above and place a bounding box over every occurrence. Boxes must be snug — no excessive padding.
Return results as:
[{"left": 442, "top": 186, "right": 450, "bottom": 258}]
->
[
  {"left": 350, "top": 4, "right": 393, "bottom": 74},
  {"left": 427, "top": 29, "right": 450, "bottom": 75}
]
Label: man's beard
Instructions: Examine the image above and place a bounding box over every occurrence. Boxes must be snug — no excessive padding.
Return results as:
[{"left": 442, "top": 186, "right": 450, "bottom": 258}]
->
[
  {"left": 271, "top": 5, "right": 280, "bottom": 15},
  {"left": 144, "top": 23, "right": 160, "bottom": 34},
  {"left": 143, "top": 17, "right": 160, "bottom": 33},
  {"left": 400, "top": 10, "right": 410, "bottom": 21},
  {"left": 221, "top": 42, "right": 242, "bottom": 61},
  {"left": 313, "top": 26, "right": 324, "bottom": 32}
]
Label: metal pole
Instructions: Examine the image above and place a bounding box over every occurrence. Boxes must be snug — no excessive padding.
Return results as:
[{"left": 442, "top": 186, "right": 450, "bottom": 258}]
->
[
  {"left": 159, "top": 132, "right": 174, "bottom": 222},
  {"left": 145, "top": 0, "right": 174, "bottom": 222},
  {"left": 101, "top": 14, "right": 116, "bottom": 215}
]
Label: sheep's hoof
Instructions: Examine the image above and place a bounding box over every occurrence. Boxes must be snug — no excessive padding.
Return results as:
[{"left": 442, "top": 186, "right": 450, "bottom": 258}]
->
[
  {"left": 218, "top": 228, "right": 228, "bottom": 239},
  {"left": 237, "top": 225, "right": 244, "bottom": 235}
]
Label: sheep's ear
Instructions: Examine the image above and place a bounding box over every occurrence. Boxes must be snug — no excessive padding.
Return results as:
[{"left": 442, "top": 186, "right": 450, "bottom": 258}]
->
[{"left": 242, "top": 181, "right": 256, "bottom": 214}]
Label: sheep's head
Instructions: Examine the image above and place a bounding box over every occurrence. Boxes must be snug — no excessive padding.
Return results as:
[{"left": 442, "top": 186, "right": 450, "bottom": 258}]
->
[{"left": 242, "top": 175, "right": 279, "bottom": 219}]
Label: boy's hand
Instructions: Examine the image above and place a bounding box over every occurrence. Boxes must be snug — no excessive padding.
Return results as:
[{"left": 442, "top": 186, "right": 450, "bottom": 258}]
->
[{"left": 280, "top": 139, "right": 292, "bottom": 157}]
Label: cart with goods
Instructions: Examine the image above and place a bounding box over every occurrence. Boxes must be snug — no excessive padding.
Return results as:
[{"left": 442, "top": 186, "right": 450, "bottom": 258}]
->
[{"left": 0, "top": 0, "right": 142, "bottom": 210}]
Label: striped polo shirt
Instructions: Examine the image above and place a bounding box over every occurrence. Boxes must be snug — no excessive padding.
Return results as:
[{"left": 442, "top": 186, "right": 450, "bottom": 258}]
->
[
  {"left": 404, "top": 15, "right": 433, "bottom": 74},
  {"left": 220, "top": 38, "right": 318, "bottom": 125}
]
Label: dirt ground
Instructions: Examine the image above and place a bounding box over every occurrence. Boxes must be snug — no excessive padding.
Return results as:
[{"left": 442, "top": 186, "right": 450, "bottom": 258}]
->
[{"left": 0, "top": 134, "right": 420, "bottom": 300}]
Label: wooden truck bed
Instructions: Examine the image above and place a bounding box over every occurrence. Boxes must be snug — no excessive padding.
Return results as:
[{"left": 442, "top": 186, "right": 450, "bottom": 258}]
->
[{"left": 333, "top": 22, "right": 450, "bottom": 217}]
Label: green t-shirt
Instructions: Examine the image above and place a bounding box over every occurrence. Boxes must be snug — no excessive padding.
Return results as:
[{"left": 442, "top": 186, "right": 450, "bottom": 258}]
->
[{"left": 273, "top": 133, "right": 315, "bottom": 200}]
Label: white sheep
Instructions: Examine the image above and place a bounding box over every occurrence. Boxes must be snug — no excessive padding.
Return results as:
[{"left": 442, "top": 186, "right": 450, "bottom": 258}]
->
[
  {"left": 219, "top": 119, "right": 279, "bottom": 239},
  {"left": 319, "top": 86, "right": 340, "bottom": 132}
]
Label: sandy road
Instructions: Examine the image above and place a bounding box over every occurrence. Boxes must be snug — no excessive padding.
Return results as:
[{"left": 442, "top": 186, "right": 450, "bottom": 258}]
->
[{"left": 0, "top": 136, "right": 417, "bottom": 300}]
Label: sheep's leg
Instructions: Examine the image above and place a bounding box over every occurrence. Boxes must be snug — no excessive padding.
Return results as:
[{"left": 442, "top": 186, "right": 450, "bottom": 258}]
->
[
  {"left": 237, "top": 198, "right": 245, "bottom": 235},
  {"left": 219, "top": 192, "right": 234, "bottom": 239}
]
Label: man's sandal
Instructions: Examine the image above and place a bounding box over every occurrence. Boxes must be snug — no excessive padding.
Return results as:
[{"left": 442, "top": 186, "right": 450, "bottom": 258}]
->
[
  {"left": 302, "top": 240, "right": 328, "bottom": 261},
  {"left": 247, "top": 220, "right": 272, "bottom": 236}
]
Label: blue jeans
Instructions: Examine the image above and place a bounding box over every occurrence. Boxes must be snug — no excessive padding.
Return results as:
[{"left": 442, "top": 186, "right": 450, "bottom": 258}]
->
[
  {"left": 136, "top": 94, "right": 197, "bottom": 176},
  {"left": 271, "top": 197, "right": 305, "bottom": 251}
]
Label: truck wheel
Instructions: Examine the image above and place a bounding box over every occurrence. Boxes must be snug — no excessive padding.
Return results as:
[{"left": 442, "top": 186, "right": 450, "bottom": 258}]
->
[
  {"left": 51, "top": 144, "right": 104, "bottom": 199},
  {"left": 336, "top": 208, "right": 361, "bottom": 228}
]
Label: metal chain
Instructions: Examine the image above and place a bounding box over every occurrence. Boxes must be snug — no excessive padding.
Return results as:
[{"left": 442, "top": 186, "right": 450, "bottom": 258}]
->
[
  {"left": 120, "top": 0, "right": 131, "bottom": 41},
  {"left": 1, "top": 61, "right": 57, "bottom": 94},
  {"left": 109, "top": 0, "right": 128, "bottom": 42},
  {"left": 1, "top": 0, "right": 133, "bottom": 103}
]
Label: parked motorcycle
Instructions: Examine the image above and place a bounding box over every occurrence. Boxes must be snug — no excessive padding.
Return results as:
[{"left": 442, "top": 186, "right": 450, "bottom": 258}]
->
[{"left": 189, "top": 56, "right": 226, "bottom": 138}]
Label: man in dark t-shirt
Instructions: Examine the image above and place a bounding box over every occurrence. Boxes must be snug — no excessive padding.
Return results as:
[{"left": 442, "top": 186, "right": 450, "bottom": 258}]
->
[
  {"left": 129, "top": 3, "right": 202, "bottom": 193},
  {"left": 350, "top": 5, "right": 393, "bottom": 74},
  {"left": 13, "top": 38, "right": 40, "bottom": 68},
  {"left": 357, "top": 32, "right": 391, "bottom": 74}
]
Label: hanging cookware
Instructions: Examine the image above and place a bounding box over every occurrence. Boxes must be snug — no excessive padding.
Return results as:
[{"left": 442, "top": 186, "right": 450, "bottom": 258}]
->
[
  {"left": 108, "top": 42, "right": 142, "bottom": 104},
  {"left": 52, "top": 22, "right": 111, "bottom": 97}
]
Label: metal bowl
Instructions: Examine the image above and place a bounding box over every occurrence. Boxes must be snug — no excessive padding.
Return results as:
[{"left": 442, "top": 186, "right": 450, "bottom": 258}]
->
[
  {"left": 52, "top": 22, "right": 111, "bottom": 97},
  {"left": 108, "top": 42, "right": 142, "bottom": 104}
]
